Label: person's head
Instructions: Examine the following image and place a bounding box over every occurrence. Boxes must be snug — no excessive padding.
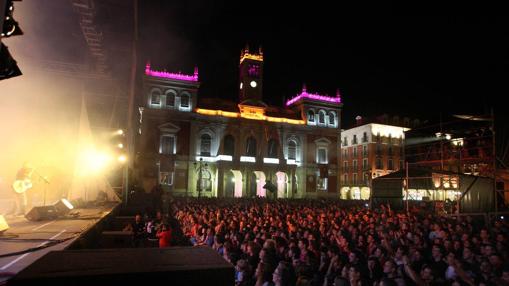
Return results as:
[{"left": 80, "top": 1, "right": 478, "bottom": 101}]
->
[
  {"left": 420, "top": 265, "right": 434, "bottom": 282},
  {"left": 348, "top": 265, "right": 362, "bottom": 281},
  {"left": 272, "top": 261, "right": 292, "bottom": 286},
  {"left": 135, "top": 214, "right": 142, "bottom": 223},
  {"left": 383, "top": 260, "right": 396, "bottom": 275}
]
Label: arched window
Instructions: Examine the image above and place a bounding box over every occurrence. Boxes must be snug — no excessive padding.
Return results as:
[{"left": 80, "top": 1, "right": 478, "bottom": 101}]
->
[
  {"left": 307, "top": 110, "right": 315, "bottom": 122},
  {"left": 288, "top": 140, "right": 297, "bottom": 160},
  {"left": 319, "top": 110, "right": 326, "bottom": 124},
  {"left": 180, "top": 94, "right": 190, "bottom": 108},
  {"left": 223, "top": 135, "right": 235, "bottom": 156},
  {"left": 165, "top": 91, "right": 175, "bottom": 107},
  {"left": 151, "top": 89, "right": 161, "bottom": 105},
  {"left": 328, "top": 112, "right": 335, "bottom": 125},
  {"left": 267, "top": 138, "right": 279, "bottom": 158},
  {"left": 246, "top": 137, "right": 257, "bottom": 157},
  {"left": 200, "top": 134, "right": 211, "bottom": 156}
]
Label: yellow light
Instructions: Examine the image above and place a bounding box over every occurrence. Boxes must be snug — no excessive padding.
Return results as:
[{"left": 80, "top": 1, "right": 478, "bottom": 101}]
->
[
  {"left": 78, "top": 149, "right": 112, "bottom": 175},
  {"left": 196, "top": 108, "right": 304, "bottom": 125},
  {"left": 117, "top": 143, "right": 124, "bottom": 149},
  {"left": 240, "top": 53, "right": 263, "bottom": 64},
  {"left": 116, "top": 129, "right": 124, "bottom": 135},
  {"left": 118, "top": 155, "right": 127, "bottom": 163}
]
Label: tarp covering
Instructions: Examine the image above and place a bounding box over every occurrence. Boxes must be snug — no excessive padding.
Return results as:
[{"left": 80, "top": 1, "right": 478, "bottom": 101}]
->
[{"left": 372, "top": 168, "right": 494, "bottom": 213}]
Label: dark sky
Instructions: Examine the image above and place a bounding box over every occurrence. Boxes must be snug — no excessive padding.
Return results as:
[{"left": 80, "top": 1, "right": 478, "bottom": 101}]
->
[{"left": 138, "top": 1, "right": 508, "bottom": 129}]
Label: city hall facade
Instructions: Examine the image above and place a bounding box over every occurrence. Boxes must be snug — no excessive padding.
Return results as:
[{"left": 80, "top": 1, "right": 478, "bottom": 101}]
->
[{"left": 135, "top": 48, "right": 343, "bottom": 198}]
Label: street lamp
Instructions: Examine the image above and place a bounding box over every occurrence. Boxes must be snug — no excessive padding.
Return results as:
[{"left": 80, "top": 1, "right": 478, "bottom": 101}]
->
[{"left": 193, "top": 158, "right": 208, "bottom": 198}]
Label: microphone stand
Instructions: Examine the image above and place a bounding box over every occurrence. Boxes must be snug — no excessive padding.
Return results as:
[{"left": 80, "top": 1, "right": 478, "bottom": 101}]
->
[{"left": 33, "top": 170, "right": 50, "bottom": 206}]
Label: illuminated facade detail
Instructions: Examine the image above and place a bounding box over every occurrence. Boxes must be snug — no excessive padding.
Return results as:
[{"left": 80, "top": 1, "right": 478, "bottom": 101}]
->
[
  {"left": 196, "top": 108, "right": 306, "bottom": 125},
  {"left": 240, "top": 156, "right": 256, "bottom": 163},
  {"left": 286, "top": 90, "right": 341, "bottom": 107},
  {"left": 145, "top": 63, "right": 199, "bottom": 82},
  {"left": 263, "top": 158, "right": 280, "bottom": 164}
]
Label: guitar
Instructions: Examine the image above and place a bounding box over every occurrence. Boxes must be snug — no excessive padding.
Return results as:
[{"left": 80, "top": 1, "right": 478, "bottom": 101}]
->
[{"left": 12, "top": 179, "right": 33, "bottom": 194}]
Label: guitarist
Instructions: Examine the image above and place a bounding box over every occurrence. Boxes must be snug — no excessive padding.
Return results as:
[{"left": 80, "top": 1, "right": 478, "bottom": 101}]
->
[{"left": 13, "top": 162, "right": 34, "bottom": 216}]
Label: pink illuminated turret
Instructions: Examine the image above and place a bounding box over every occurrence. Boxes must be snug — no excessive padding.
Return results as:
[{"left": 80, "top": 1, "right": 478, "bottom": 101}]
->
[
  {"left": 145, "top": 63, "right": 199, "bottom": 82},
  {"left": 285, "top": 86, "right": 341, "bottom": 106}
]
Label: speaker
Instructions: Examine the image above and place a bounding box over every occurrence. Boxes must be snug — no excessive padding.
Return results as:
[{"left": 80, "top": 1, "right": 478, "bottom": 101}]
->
[
  {"left": 0, "top": 215, "right": 9, "bottom": 235},
  {"left": 54, "top": 198, "right": 74, "bottom": 215},
  {"left": 25, "top": 206, "right": 59, "bottom": 221}
]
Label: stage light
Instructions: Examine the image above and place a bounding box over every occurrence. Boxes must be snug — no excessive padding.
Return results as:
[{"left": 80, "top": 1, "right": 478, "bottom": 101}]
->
[
  {"left": 116, "top": 129, "right": 124, "bottom": 135},
  {"left": 117, "top": 143, "right": 124, "bottom": 149},
  {"left": 78, "top": 148, "right": 112, "bottom": 175},
  {"left": 118, "top": 154, "right": 127, "bottom": 163}
]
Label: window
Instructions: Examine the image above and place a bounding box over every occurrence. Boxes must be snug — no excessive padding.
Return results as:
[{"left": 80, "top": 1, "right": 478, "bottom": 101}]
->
[
  {"left": 364, "top": 173, "right": 370, "bottom": 185},
  {"left": 376, "top": 132, "right": 381, "bottom": 143},
  {"left": 317, "top": 177, "right": 328, "bottom": 191},
  {"left": 388, "top": 159, "right": 394, "bottom": 170},
  {"left": 246, "top": 137, "right": 257, "bottom": 157},
  {"left": 180, "top": 94, "right": 190, "bottom": 108},
  {"left": 165, "top": 91, "right": 175, "bottom": 107},
  {"left": 362, "top": 132, "right": 368, "bottom": 143},
  {"left": 343, "top": 161, "right": 348, "bottom": 172},
  {"left": 328, "top": 112, "right": 335, "bottom": 125},
  {"left": 353, "top": 160, "right": 358, "bottom": 171},
  {"left": 376, "top": 158, "right": 382, "bottom": 169},
  {"left": 353, "top": 147, "right": 358, "bottom": 158},
  {"left": 363, "top": 158, "right": 368, "bottom": 170},
  {"left": 343, "top": 149, "right": 348, "bottom": 158},
  {"left": 352, "top": 135, "right": 358, "bottom": 145},
  {"left": 307, "top": 110, "right": 315, "bottom": 122},
  {"left": 223, "top": 135, "right": 235, "bottom": 156},
  {"left": 288, "top": 140, "right": 297, "bottom": 160},
  {"left": 317, "top": 147, "right": 327, "bottom": 164},
  {"left": 376, "top": 144, "right": 382, "bottom": 155},
  {"left": 160, "top": 172, "right": 174, "bottom": 186},
  {"left": 267, "top": 139, "right": 279, "bottom": 158},
  {"left": 200, "top": 134, "right": 212, "bottom": 156},
  {"left": 353, "top": 173, "right": 358, "bottom": 185},
  {"left": 399, "top": 160, "right": 404, "bottom": 170},
  {"left": 160, "top": 135, "right": 175, "bottom": 155},
  {"left": 343, "top": 174, "right": 348, "bottom": 184},
  {"left": 319, "top": 111, "right": 325, "bottom": 124},
  {"left": 363, "top": 145, "right": 368, "bottom": 157},
  {"left": 151, "top": 90, "right": 161, "bottom": 105},
  {"left": 343, "top": 137, "right": 348, "bottom": 147}
]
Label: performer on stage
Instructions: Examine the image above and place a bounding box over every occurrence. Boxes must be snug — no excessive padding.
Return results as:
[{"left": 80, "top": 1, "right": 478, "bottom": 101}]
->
[{"left": 12, "top": 162, "right": 34, "bottom": 216}]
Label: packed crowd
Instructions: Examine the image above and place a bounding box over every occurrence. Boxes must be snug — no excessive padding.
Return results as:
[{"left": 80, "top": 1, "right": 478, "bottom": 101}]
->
[{"left": 172, "top": 198, "right": 509, "bottom": 286}]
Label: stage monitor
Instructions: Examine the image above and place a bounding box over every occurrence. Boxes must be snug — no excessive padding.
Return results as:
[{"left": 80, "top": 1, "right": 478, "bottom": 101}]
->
[
  {"left": 54, "top": 198, "right": 74, "bottom": 215},
  {"left": 25, "top": 206, "right": 59, "bottom": 221}
]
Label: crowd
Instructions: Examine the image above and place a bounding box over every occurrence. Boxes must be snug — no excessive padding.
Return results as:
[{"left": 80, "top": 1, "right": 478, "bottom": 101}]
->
[{"left": 172, "top": 198, "right": 509, "bottom": 286}]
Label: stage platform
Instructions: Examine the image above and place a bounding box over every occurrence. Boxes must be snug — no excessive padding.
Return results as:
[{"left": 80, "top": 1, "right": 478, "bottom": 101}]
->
[{"left": 0, "top": 203, "right": 119, "bottom": 283}]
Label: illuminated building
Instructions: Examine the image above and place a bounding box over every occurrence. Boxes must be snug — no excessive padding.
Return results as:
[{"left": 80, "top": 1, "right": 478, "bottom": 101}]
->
[
  {"left": 136, "top": 47, "right": 343, "bottom": 198},
  {"left": 339, "top": 116, "right": 409, "bottom": 200}
]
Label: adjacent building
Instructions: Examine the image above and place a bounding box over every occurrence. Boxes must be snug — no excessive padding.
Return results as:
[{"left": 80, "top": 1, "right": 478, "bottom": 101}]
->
[{"left": 340, "top": 119, "right": 408, "bottom": 200}]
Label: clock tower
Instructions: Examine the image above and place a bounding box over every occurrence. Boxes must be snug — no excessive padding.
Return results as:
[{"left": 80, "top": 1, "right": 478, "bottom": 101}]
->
[{"left": 239, "top": 45, "right": 263, "bottom": 103}]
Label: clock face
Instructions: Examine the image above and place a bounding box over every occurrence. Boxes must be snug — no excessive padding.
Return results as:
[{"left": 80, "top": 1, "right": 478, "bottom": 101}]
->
[{"left": 250, "top": 80, "right": 257, "bottom": 88}]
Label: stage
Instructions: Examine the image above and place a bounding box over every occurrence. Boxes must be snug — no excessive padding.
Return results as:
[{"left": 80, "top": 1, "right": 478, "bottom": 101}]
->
[{"left": 0, "top": 202, "right": 119, "bottom": 284}]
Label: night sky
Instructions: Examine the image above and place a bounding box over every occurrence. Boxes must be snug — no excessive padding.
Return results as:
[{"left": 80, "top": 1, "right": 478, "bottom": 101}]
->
[{"left": 139, "top": 1, "right": 508, "bottom": 129}]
